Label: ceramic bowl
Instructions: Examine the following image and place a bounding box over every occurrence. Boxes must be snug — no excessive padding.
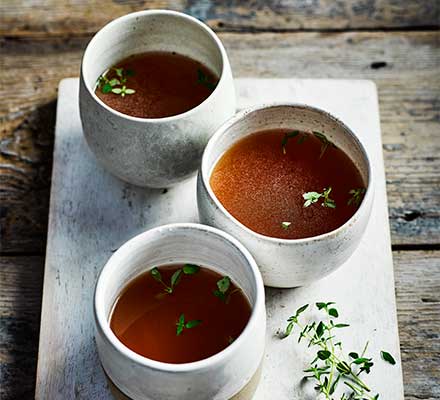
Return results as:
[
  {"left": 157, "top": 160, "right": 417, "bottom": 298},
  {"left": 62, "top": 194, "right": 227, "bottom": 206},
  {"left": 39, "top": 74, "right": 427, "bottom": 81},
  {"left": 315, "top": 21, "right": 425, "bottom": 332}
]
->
[
  {"left": 80, "top": 10, "right": 235, "bottom": 188},
  {"left": 94, "top": 223, "right": 266, "bottom": 400},
  {"left": 197, "top": 104, "right": 374, "bottom": 288}
]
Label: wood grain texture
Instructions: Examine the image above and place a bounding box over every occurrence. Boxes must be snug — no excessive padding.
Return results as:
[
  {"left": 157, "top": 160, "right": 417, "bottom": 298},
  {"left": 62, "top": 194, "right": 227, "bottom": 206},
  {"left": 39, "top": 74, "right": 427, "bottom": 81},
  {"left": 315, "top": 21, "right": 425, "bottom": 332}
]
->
[
  {"left": 0, "top": 256, "right": 44, "bottom": 400},
  {"left": 394, "top": 250, "right": 440, "bottom": 400},
  {"left": 1, "top": 31, "right": 439, "bottom": 252},
  {"left": 0, "top": 252, "right": 437, "bottom": 400},
  {"left": 1, "top": 0, "right": 439, "bottom": 38}
]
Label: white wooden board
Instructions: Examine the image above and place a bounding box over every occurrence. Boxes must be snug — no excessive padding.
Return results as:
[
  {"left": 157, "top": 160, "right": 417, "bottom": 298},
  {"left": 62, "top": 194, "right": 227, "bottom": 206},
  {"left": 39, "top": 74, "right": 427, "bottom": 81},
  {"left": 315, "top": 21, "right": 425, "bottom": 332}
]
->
[{"left": 36, "top": 78, "right": 404, "bottom": 399}]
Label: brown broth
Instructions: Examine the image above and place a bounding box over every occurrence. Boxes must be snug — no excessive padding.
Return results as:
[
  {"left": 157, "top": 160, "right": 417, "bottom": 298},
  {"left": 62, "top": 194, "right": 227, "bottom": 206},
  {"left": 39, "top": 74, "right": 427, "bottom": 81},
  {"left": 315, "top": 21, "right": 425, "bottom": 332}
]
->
[
  {"left": 95, "top": 51, "right": 218, "bottom": 118},
  {"left": 210, "top": 129, "right": 365, "bottom": 239},
  {"left": 110, "top": 265, "right": 251, "bottom": 364}
]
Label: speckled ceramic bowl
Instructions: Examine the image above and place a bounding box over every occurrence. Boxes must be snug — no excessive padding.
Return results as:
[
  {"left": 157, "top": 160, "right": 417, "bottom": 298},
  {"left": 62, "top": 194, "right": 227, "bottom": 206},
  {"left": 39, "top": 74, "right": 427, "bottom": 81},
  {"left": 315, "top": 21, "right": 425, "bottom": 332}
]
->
[
  {"left": 94, "top": 223, "right": 266, "bottom": 400},
  {"left": 197, "top": 104, "right": 374, "bottom": 288},
  {"left": 80, "top": 10, "right": 235, "bottom": 188}
]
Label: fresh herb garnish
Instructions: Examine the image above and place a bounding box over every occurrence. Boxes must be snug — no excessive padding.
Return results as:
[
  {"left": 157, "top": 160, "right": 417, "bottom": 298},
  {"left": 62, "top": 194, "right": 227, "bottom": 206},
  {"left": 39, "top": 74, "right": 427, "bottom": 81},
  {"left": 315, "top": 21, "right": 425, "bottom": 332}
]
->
[
  {"left": 348, "top": 188, "right": 366, "bottom": 206},
  {"left": 281, "top": 221, "right": 292, "bottom": 230},
  {"left": 151, "top": 264, "right": 200, "bottom": 294},
  {"left": 96, "top": 67, "right": 136, "bottom": 97},
  {"left": 176, "top": 313, "right": 202, "bottom": 336},
  {"left": 303, "top": 187, "right": 336, "bottom": 208},
  {"left": 380, "top": 350, "right": 396, "bottom": 365},
  {"left": 213, "top": 276, "right": 239, "bottom": 303},
  {"left": 197, "top": 68, "right": 217, "bottom": 90},
  {"left": 313, "top": 131, "right": 335, "bottom": 158},
  {"left": 281, "top": 131, "right": 309, "bottom": 154},
  {"left": 282, "top": 302, "right": 395, "bottom": 399}
]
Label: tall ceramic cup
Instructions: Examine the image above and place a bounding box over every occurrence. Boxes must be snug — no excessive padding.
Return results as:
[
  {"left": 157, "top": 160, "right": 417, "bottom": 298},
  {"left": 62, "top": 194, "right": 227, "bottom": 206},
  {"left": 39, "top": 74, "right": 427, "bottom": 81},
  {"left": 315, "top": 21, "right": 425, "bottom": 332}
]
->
[
  {"left": 94, "top": 223, "right": 266, "bottom": 400},
  {"left": 80, "top": 10, "right": 235, "bottom": 188}
]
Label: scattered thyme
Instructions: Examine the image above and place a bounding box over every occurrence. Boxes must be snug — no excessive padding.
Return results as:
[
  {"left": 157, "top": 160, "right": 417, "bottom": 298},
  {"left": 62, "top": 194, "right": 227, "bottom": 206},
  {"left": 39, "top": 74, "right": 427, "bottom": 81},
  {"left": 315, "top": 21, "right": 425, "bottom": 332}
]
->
[
  {"left": 197, "top": 68, "right": 217, "bottom": 90},
  {"left": 303, "top": 187, "right": 336, "bottom": 208},
  {"left": 96, "top": 67, "right": 136, "bottom": 97},
  {"left": 151, "top": 264, "right": 200, "bottom": 294},
  {"left": 282, "top": 302, "right": 395, "bottom": 399},
  {"left": 348, "top": 188, "right": 366, "bottom": 206},
  {"left": 176, "top": 313, "right": 202, "bottom": 336},
  {"left": 313, "top": 131, "right": 336, "bottom": 159}
]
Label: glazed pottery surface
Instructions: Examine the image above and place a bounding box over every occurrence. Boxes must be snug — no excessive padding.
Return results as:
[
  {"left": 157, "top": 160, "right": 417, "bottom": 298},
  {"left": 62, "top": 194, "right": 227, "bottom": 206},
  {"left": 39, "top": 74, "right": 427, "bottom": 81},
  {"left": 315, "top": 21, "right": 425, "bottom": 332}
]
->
[
  {"left": 80, "top": 10, "right": 236, "bottom": 188},
  {"left": 198, "top": 104, "right": 374, "bottom": 287},
  {"left": 94, "top": 223, "right": 266, "bottom": 400}
]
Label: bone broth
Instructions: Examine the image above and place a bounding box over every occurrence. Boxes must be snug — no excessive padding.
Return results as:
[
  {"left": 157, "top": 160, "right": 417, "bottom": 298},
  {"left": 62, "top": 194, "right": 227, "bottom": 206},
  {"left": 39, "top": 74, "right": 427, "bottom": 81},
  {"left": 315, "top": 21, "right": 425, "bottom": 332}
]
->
[
  {"left": 110, "top": 264, "right": 251, "bottom": 363},
  {"left": 210, "top": 129, "right": 366, "bottom": 239},
  {"left": 95, "top": 51, "right": 218, "bottom": 118}
]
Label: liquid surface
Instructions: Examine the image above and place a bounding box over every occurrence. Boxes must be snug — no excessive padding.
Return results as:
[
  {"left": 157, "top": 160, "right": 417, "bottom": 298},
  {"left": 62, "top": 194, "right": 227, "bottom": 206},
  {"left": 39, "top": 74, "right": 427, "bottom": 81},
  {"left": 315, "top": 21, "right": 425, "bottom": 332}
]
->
[
  {"left": 95, "top": 51, "right": 218, "bottom": 118},
  {"left": 110, "top": 265, "right": 251, "bottom": 363},
  {"left": 210, "top": 129, "right": 365, "bottom": 239}
]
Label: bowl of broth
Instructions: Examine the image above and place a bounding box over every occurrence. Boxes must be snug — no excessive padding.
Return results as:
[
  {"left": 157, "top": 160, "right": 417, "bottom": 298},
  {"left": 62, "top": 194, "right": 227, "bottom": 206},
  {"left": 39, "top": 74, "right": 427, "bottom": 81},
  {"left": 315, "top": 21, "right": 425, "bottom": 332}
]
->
[
  {"left": 94, "top": 223, "right": 266, "bottom": 400},
  {"left": 80, "top": 10, "right": 235, "bottom": 188},
  {"left": 198, "top": 104, "right": 374, "bottom": 288}
]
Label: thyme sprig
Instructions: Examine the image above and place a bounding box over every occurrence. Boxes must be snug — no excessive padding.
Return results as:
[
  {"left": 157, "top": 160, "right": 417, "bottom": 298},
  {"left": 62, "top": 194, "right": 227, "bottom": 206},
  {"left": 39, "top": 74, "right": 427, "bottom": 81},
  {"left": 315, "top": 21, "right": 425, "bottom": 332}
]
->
[
  {"left": 176, "top": 313, "right": 202, "bottom": 336},
  {"left": 213, "top": 276, "right": 240, "bottom": 303},
  {"left": 281, "top": 131, "right": 308, "bottom": 154},
  {"left": 348, "top": 188, "right": 366, "bottom": 206},
  {"left": 283, "top": 302, "right": 395, "bottom": 399},
  {"left": 151, "top": 264, "right": 200, "bottom": 294},
  {"left": 97, "top": 67, "right": 135, "bottom": 97},
  {"left": 303, "top": 187, "right": 336, "bottom": 208},
  {"left": 313, "top": 131, "right": 336, "bottom": 158}
]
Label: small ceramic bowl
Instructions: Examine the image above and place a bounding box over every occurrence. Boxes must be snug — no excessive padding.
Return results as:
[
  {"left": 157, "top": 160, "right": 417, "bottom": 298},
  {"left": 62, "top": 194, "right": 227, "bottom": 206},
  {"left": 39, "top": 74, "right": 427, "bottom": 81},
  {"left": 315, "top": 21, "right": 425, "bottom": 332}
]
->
[
  {"left": 80, "top": 10, "right": 235, "bottom": 188},
  {"left": 197, "top": 104, "right": 374, "bottom": 288},
  {"left": 94, "top": 223, "right": 266, "bottom": 400}
]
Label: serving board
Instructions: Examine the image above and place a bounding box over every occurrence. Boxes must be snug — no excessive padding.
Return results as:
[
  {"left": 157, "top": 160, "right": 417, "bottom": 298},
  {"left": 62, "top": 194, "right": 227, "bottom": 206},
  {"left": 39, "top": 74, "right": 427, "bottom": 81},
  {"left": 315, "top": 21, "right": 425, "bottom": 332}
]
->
[{"left": 35, "top": 78, "right": 404, "bottom": 399}]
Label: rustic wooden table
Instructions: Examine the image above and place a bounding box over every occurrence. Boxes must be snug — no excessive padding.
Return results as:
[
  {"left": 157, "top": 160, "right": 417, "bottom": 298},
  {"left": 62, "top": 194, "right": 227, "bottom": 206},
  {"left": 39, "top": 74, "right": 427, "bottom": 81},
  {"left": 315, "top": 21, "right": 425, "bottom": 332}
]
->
[{"left": 0, "top": 1, "right": 439, "bottom": 399}]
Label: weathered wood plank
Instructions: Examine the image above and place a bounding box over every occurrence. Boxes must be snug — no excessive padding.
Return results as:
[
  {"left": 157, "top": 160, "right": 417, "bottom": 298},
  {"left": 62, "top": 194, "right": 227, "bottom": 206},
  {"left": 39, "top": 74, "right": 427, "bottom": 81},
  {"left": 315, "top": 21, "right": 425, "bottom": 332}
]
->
[
  {"left": 0, "top": 251, "right": 438, "bottom": 399},
  {"left": 1, "top": 31, "right": 438, "bottom": 252},
  {"left": 394, "top": 250, "right": 440, "bottom": 400},
  {"left": 1, "top": 0, "right": 439, "bottom": 38},
  {"left": 0, "top": 256, "right": 44, "bottom": 400}
]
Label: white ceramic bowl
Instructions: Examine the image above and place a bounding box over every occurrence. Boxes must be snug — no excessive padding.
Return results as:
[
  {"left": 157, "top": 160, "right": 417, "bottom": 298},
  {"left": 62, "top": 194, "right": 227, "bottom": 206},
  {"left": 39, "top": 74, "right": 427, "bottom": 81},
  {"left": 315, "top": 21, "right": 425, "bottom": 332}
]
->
[
  {"left": 80, "top": 10, "right": 236, "bottom": 188},
  {"left": 94, "top": 223, "right": 266, "bottom": 400},
  {"left": 197, "top": 104, "right": 374, "bottom": 288}
]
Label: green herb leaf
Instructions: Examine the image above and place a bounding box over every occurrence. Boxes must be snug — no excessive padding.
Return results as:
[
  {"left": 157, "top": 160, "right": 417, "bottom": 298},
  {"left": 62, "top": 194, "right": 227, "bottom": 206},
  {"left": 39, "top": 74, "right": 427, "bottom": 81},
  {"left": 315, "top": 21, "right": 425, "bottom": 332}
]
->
[
  {"left": 334, "top": 323, "right": 350, "bottom": 328},
  {"left": 108, "top": 78, "right": 120, "bottom": 87},
  {"left": 281, "top": 221, "right": 291, "bottom": 230},
  {"left": 171, "top": 269, "right": 182, "bottom": 289},
  {"left": 281, "top": 131, "right": 300, "bottom": 154},
  {"left": 303, "top": 188, "right": 336, "bottom": 208},
  {"left": 312, "top": 131, "right": 335, "bottom": 158},
  {"left": 124, "top": 88, "right": 136, "bottom": 95},
  {"left": 217, "top": 276, "right": 231, "bottom": 294},
  {"left": 185, "top": 319, "right": 202, "bottom": 329},
  {"left": 102, "top": 83, "right": 112, "bottom": 93},
  {"left": 111, "top": 88, "right": 122, "bottom": 94},
  {"left": 381, "top": 350, "right": 396, "bottom": 365},
  {"left": 348, "top": 187, "right": 366, "bottom": 206},
  {"left": 176, "top": 313, "right": 185, "bottom": 336},
  {"left": 151, "top": 267, "right": 162, "bottom": 282},
  {"left": 328, "top": 308, "right": 339, "bottom": 318},
  {"left": 296, "top": 304, "right": 309, "bottom": 316},
  {"left": 183, "top": 264, "right": 200, "bottom": 275},
  {"left": 317, "top": 350, "right": 331, "bottom": 360},
  {"left": 349, "top": 352, "right": 359, "bottom": 359}
]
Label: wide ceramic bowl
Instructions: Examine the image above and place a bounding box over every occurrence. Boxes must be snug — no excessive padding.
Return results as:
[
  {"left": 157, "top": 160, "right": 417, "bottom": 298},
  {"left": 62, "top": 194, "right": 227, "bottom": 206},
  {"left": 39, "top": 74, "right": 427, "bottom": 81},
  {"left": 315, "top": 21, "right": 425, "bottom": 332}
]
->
[
  {"left": 197, "top": 104, "right": 374, "bottom": 288},
  {"left": 94, "top": 223, "right": 266, "bottom": 400},
  {"left": 80, "top": 10, "right": 235, "bottom": 188}
]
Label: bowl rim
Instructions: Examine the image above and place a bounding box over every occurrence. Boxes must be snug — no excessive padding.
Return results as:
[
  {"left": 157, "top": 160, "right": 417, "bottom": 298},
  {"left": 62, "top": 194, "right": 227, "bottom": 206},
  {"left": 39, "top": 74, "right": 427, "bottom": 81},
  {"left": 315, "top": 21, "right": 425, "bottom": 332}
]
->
[
  {"left": 81, "top": 9, "right": 229, "bottom": 123},
  {"left": 200, "top": 102, "right": 373, "bottom": 244},
  {"left": 94, "top": 222, "right": 265, "bottom": 373}
]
